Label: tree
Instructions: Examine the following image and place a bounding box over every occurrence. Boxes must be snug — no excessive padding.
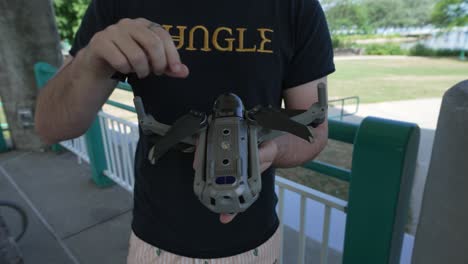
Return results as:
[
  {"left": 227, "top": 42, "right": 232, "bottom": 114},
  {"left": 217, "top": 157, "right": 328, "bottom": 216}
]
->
[
  {"left": 431, "top": 0, "right": 468, "bottom": 27},
  {"left": 0, "top": 0, "right": 62, "bottom": 150},
  {"left": 403, "top": 0, "right": 439, "bottom": 26},
  {"left": 363, "top": 0, "right": 436, "bottom": 28},
  {"left": 323, "top": 0, "right": 438, "bottom": 33},
  {"left": 325, "top": 0, "right": 372, "bottom": 33},
  {"left": 53, "top": 0, "right": 90, "bottom": 42}
]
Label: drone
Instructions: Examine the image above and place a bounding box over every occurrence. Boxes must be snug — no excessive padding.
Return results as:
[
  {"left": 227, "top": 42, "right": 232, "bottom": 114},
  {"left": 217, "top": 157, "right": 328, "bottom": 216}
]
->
[{"left": 133, "top": 83, "right": 328, "bottom": 214}]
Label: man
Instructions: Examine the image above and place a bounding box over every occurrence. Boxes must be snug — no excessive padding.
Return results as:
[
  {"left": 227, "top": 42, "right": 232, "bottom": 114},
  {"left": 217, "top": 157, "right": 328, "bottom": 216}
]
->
[{"left": 35, "top": 0, "right": 335, "bottom": 262}]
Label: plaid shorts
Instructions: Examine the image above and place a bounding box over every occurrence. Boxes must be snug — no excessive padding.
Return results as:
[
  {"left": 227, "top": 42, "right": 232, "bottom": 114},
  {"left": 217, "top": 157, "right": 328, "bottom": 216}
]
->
[{"left": 127, "top": 227, "right": 281, "bottom": 264}]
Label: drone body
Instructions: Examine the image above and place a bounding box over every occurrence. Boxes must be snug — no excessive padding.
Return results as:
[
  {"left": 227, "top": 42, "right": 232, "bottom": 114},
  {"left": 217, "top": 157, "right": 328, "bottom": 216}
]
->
[
  {"left": 134, "top": 83, "right": 327, "bottom": 214},
  {"left": 193, "top": 93, "right": 262, "bottom": 214}
]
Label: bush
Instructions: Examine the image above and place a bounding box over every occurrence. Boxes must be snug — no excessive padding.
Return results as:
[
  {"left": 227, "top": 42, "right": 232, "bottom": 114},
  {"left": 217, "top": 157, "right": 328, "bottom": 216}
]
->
[
  {"left": 409, "top": 44, "right": 435, "bottom": 56},
  {"left": 332, "top": 36, "right": 343, "bottom": 48},
  {"left": 409, "top": 44, "right": 465, "bottom": 57},
  {"left": 331, "top": 36, "right": 356, "bottom": 49},
  {"left": 362, "top": 43, "right": 407, "bottom": 55}
]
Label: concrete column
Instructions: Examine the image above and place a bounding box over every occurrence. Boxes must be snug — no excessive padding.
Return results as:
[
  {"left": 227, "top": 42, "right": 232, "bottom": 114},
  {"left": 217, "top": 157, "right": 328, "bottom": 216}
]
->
[
  {"left": 0, "top": 0, "right": 62, "bottom": 150},
  {"left": 412, "top": 80, "right": 468, "bottom": 264}
]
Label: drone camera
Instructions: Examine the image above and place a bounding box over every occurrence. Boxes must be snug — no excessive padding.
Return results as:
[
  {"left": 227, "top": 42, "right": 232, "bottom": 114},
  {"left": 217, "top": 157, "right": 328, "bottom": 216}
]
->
[{"left": 216, "top": 176, "right": 236, "bottom": 185}]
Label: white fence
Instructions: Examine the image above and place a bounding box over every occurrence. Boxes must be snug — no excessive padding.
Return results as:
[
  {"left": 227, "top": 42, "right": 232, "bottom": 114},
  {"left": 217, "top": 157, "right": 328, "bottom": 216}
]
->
[
  {"left": 421, "top": 28, "right": 468, "bottom": 51},
  {"left": 99, "top": 112, "right": 138, "bottom": 193},
  {"left": 60, "top": 137, "right": 89, "bottom": 164}
]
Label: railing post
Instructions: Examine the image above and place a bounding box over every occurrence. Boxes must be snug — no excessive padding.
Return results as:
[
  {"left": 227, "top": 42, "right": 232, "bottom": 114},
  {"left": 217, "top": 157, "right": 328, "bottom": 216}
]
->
[
  {"left": 0, "top": 104, "right": 7, "bottom": 152},
  {"left": 342, "top": 117, "right": 420, "bottom": 264},
  {"left": 84, "top": 116, "right": 114, "bottom": 187},
  {"left": 0, "top": 131, "right": 7, "bottom": 153}
]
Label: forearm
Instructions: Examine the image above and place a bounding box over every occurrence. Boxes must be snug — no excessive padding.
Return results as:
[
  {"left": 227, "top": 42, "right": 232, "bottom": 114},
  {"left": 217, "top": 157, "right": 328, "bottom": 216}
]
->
[
  {"left": 272, "top": 120, "right": 328, "bottom": 168},
  {"left": 35, "top": 51, "right": 117, "bottom": 145}
]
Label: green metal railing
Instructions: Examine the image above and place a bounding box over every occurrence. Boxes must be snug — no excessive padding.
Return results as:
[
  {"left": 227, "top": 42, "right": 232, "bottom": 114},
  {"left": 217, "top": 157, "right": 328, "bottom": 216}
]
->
[
  {"left": 328, "top": 96, "right": 360, "bottom": 121},
  {"left": 304, "top": 117, "right": 420, "bottom": 263},
  {"left": 34, "top": 62, "right": 420, "bottom": 264},
  {"left": 0, "top": 102, "right": 8, "bottom": 152}
]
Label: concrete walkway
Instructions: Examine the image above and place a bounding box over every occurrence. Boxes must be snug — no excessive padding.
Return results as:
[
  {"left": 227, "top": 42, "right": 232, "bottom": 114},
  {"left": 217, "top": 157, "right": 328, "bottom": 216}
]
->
[{"left": 0, "top": 151, "right": 133, "bottom": 264}]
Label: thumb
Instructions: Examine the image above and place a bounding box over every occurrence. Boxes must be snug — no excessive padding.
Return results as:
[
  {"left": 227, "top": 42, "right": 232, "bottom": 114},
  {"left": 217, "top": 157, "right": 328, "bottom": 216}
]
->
[
  {"left": 220, "top": 213, "right": 237, "bottom": 224},
  {"left": 258, "top": 140, "right": 278, "bottom": 172}
]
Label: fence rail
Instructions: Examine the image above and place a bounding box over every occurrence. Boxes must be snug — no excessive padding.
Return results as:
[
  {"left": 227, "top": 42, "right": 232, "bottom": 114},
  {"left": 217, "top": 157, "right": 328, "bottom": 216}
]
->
[
  {"left": 0, "top": 102, "right": 9, "bottom": 152},
  {"left": 99, "top": 112, "right": 138, "bottom": 193},
  {"left": 328, "top": 96, "right": 360, "bottom": 121},
  {"left": 60, "top": 137, "right": 89, "bottom": 164}
]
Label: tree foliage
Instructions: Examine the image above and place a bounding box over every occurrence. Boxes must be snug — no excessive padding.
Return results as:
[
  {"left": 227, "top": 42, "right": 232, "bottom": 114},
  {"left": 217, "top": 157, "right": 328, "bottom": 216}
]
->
[
  {"left": 53, "top": 0, "right": 91, "bottom": 42},
  {"left": 323, "top": 0, "right": 438, "bottom": 32},
  {"left": 325, "top": 0, "right": 371, "bottom": 33},
  {"left": 431, "top": 0, "right": 468, "bottom": 27}
]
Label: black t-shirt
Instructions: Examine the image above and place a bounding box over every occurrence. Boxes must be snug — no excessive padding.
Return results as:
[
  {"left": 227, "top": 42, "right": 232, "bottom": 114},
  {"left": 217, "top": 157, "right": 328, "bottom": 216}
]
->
[{"left": 70, "top": 0, "right": 335, "bottom": 258}]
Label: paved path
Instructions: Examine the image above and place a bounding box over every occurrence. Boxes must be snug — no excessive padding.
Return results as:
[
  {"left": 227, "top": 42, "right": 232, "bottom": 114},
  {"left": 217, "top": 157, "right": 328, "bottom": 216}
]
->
[{"left": 0, "top": 151, "right": 133, "bottom": 264}]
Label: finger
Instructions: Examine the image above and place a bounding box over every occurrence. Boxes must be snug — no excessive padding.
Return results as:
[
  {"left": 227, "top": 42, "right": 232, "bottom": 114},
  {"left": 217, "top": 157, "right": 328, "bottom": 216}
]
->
[
  {"left": 258, "top": 141, "right": 278, "bottom": 172},
  {"left": 159, "top": 30, "right": 190, "bottom": 77},
  {"left": 134, "top": 18, "right": 188, "bottom": 77},
  {"left": 164, "top": 63, "right": 190, "bottom": 79},
  {"left": 220, "top": 213, "right": 237, "bottom": 224},
  {"left": 130, "top": 27, "right": 167, "bottom": 75},
  {"left": 134, "top": 18, "right": 189, "bottom": 78},
  {"left": 258, "top": 141, "right": 278, "bottom": 163},
  {"left": 107, "top": 26, "right": 150, "bottom": 78},
  {"left": 91, "top": 35, "right": 132, "bottom": 76}
]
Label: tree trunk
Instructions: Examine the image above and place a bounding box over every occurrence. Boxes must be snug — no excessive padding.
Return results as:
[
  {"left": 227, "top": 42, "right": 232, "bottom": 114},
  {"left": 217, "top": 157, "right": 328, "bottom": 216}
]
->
[{"left": 0, "top": 0, "right": 62, "bottom": 150}]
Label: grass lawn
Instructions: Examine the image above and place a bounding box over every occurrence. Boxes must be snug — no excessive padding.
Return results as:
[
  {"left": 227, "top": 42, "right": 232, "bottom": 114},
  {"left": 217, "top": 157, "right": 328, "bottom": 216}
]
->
[
  {"left": 277, "top": 140, "right": 352, "bottom": 200},
  {"left": 329, "top": 57, "right": 467, "bottom": 103}
]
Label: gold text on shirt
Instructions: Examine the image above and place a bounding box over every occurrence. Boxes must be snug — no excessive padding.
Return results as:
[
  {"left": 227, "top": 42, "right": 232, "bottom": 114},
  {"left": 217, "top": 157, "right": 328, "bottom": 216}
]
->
[{"left": 162, "top": 24, "right": 274, "bottom": 54}]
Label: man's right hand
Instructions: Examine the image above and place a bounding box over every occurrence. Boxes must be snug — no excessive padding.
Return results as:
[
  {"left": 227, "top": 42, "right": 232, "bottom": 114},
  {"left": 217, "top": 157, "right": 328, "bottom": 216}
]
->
[{"left": 76, "top": 18, "right": 189, "bottom": 80}]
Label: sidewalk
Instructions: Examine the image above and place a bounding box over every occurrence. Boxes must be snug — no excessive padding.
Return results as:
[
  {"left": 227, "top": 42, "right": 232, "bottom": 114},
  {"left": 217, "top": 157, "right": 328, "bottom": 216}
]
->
[{"left": 0, "top": 151, "right": 133, "bottom": 264}]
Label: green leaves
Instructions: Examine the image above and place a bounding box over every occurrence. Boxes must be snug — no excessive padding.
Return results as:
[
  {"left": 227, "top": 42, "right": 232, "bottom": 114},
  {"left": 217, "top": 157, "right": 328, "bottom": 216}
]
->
[
  {"left": 53, "top": 0, "right": 91, "bottom": 42},
  {"left": 325, "top": 1, "right": 371, "bottom": 33},
  {"left": 324, "top": 0, "right": 438, "bottom": 32},
  {"left": 431, "top": 0, "right": 468, "bottom": 27}
]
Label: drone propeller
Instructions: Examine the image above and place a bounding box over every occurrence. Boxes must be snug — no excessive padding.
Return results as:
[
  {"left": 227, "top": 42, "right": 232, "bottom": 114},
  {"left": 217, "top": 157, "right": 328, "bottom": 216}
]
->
[
  {"left": 249, "top": 107, "right": 313, "bottom": 143},
  {"left": 148, "top": 111, "right": 207, "bottom": 163},
  {"left": 280, "top": 109, "right": 305, "bottom": 117},
  {"left": 279, "top": 109, "right": 325, "bottom": 128}
]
